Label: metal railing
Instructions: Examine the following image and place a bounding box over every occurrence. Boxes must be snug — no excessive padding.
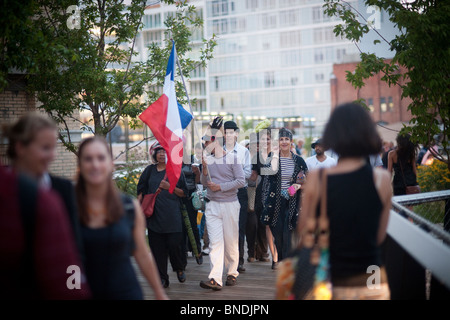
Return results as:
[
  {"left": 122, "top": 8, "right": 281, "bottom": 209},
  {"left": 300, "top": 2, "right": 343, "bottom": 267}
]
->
[{"left": 388, "top": 190, "right": 450, "bottom": 299}]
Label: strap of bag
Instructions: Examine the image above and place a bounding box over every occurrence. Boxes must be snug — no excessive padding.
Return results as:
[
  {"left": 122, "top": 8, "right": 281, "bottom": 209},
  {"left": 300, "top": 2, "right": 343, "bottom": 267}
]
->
[
  {"left": 317, "top": 168, "right": 329, "bottom": 250},
  {"left": 155, "top": 172, "right": 168, "bottom": 195},
  {"left": 301, "top": 168, "right": 328, "bottom": 250}
]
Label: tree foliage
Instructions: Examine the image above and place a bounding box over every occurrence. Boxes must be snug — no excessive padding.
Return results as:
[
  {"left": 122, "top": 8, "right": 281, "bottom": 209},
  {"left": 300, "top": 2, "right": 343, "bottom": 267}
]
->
[
  {"left": 1, "top": 0, "right": 216, "bottom": 153},
  {"left": 323, "top": 0, "right": 450, "bottom": 168}
]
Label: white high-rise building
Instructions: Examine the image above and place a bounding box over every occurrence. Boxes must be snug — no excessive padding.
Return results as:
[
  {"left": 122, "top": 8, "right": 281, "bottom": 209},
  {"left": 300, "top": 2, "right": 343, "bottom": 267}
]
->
[
  {"left": 205, "top": 0, "right": 359, "bottom": 136},
  {"left": 136, "top": 0, "right": 396, "bottom": 138}
]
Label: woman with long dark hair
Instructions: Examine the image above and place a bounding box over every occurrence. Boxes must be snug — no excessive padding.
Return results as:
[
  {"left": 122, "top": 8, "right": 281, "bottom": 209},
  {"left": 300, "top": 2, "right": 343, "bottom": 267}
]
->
[
  {"left": 388, "top": 133, "right": 418, "bottom": 196},
  {"left": 76, "top": 136, "right": 168, "bottom": 300},
  {"left": 297, "top": 102, "right": 392, "bottom": 300}
]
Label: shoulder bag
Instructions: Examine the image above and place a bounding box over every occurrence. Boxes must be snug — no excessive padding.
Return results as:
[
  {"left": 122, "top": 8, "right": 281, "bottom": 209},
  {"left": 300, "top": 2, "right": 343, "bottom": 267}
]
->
[
  {"left": 276, "top": 168, "right": 332, "bottom": 300},
  {"left": 141, "top": 173, "right": 167, "bottom": 218}
]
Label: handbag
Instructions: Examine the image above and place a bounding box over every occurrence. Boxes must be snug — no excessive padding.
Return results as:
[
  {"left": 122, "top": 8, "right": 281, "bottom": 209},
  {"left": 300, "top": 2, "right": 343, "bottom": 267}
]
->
[
  {"left": 192, "top": 188, "right": 207, "bottom": 211},
  {"left": 141, "top": 173, "right": 167, "bottom": 218},
  {"left": 276, "top": 168, "right": 332, "bottom": 300},
  {"left": 399, "top": 160, "right": 421, "bottom": 195},
  {"left": 141, "top": 189, "right": 161, "bottom": 218}
]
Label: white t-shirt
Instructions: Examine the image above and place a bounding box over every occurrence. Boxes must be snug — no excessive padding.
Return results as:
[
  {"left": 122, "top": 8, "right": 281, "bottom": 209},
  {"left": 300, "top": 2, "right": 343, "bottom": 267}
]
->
[{"left": 305, "top": 155, "right": 337, "bottom": 171}]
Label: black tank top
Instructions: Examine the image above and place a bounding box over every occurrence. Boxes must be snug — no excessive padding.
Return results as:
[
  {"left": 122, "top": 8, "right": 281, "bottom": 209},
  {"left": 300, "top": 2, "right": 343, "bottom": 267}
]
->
[
  {"left": 326, "top": 163, "right": 383, "bottom": 280},
  {"left": 81, "top": 194, "right": 143, "bottom": 299}
]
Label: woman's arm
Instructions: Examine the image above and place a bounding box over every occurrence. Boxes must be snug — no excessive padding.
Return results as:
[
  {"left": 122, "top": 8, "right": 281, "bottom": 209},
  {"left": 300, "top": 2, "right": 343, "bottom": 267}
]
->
[
  {"left": 373, "top": 168, "right": 392, "bottom": 245},
  {"left": 296, "top": 169, "right": 320, "bottom": 242},
  {"left": 387, "top": 150, "right": 394, "bottom": 174},
  {"left": 132, "top": 199, "right": 169, "bottom": 300}
]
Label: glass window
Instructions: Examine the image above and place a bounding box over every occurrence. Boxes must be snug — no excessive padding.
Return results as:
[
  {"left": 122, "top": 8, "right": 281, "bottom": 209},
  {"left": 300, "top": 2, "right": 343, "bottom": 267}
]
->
[
  {"left": 380, "top": 97, "right": 387, "bottom": 112},
  {"left": 388, "top": 96, "right": 394, "bottom": 111},
  {"left": 264, "top": 71, "right": 275, "bottom": 88},
  {"left": 368, "top": 98, "right": 374, "bottom": 112}
]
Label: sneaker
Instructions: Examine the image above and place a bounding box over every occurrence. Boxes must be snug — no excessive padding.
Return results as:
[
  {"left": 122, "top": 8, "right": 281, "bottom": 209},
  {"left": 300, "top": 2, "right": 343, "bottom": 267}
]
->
[
  {"left": 238, "top": 264, "right": 246, "bottom": 272},
  {"left": 177, "top": 270, "right": 186, "bottom": 283},
  {"left": 225, "top": 275, "right": 237, "bottom": 286},
  {"left": 247, "top": 257, "right": 255, "bottom": 263},
  {"left": 162, "top": 278, "right": 169, "bottom": 288},
  {"left": 202, "top": 247, "right": 210, "bottom": 255},
  {"left": 200, "top": 278, "right": 222, "bottom": 291}
]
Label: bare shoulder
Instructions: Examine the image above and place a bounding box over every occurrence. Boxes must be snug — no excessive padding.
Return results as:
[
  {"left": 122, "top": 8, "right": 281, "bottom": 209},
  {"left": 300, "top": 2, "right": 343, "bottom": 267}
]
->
[{"left": 373, "top": 167, "right": 392, "bottom": 202}]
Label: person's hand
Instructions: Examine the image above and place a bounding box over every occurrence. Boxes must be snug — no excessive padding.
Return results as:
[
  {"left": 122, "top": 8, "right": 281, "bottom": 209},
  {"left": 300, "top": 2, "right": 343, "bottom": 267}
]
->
[
  {"left": 288, "top": 184, "right": 301, "bottom": 196},
  {"left": 202, "top": 156, "right": 208, "bottom": 176},
  {"left": 207, "top": 181, "right": 221, "bottom": 192},
  {"left": 159, "top": 180, "right": 170, "bottom": 190}
]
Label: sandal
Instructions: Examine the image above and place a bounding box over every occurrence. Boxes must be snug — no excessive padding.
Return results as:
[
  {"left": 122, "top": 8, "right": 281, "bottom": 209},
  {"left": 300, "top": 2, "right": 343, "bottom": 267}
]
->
[
  {"left": 200, "top": 278, "right": 222, "bottom": 291},
  {"left": 225, "top": 275, "right": 237, "bottom": 286}
]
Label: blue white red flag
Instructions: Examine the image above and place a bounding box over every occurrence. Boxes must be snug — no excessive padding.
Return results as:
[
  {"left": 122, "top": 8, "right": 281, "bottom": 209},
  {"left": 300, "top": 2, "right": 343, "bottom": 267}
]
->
[{"left": 139, "top": 41, "right": 193, "bottom": 193}]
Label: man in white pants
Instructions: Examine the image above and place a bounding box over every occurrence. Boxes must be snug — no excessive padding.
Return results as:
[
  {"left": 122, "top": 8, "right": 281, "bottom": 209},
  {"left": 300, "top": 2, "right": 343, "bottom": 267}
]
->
[{"left": 199, "top": 119, "right": 245, "bottom": 290}]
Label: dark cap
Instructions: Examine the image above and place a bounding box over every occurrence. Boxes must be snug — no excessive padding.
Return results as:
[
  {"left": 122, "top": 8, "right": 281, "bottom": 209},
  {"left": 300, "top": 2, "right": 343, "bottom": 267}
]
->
[
  {"left": 279, "top": 127, "right": 293, "bottom": 140},
  {"left": 311, "top": 138, "right": 322, "bottom": 149},
  {"left": 224, "top": 120, "right": 239, "bottom": 131}
]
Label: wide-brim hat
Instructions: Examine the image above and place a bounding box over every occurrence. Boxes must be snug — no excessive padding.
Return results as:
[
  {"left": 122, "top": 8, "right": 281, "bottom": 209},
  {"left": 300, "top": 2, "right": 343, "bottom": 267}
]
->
[{"left": 311, "top": 138, "right": 322, "bottom": 149}]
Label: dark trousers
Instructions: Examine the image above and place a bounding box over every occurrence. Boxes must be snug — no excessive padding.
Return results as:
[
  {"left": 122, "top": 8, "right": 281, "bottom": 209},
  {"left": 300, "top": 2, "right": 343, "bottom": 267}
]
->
[
  {"left": 246, "top": 210, "right": 257, "bottom": 259},
  {"left": 237, "top": 187, "right": 248, "bottom": 266},
  {"left": 269, "top": 198, "right": 292, "bottom": 262},
  {"left": 246, "top": 209, "right": 269, "bottom": 260},
  {"left": 147, "top": 230, "right": 184, "bottom": 282},
  {"left": 255, "top": 209, "right": 269, "bottom": 259},
  {"left": 181, "top": 194, "right": 202, "bottom": 267}
]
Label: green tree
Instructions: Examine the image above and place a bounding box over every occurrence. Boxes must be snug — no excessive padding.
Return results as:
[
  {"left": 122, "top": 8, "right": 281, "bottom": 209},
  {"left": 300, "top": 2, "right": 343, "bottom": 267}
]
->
[
  {"left": 323, "top": 0, "right": 450, "bottom": 169},
  {"left": 1, "top": 0, "right": 216, "bottom": 153}
]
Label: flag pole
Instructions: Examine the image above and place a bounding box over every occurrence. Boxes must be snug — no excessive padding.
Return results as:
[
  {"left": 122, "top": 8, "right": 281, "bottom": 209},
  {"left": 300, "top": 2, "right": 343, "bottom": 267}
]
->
[{"left": 174, "top": 46, "right": 212, "bottom": 182}]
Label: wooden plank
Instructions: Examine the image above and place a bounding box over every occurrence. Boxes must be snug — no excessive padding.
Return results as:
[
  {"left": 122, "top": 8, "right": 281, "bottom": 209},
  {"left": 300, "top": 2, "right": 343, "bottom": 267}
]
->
[{"left": 133, "top": 252, "right": 278, "bottom": 300}]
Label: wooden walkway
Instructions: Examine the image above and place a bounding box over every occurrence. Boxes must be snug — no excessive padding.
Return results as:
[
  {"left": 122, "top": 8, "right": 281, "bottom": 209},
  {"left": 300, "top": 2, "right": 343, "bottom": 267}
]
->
[{"left": 133, "top": 249, "right": 278, "bottom": 300}]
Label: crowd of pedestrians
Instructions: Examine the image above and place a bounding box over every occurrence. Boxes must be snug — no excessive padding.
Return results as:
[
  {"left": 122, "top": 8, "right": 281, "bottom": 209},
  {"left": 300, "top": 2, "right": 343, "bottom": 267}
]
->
[{"left": 1, "top": 101, "right": 434, "bottom": 300}]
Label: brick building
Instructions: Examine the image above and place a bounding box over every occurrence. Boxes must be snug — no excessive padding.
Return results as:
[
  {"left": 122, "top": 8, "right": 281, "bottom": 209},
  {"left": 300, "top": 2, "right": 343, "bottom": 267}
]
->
[
  {"left": 0, "top": 74, "right": 81, "bottom": 181},
  {"left": 330, "top": 59, "right": 413, "bottom": 142}
]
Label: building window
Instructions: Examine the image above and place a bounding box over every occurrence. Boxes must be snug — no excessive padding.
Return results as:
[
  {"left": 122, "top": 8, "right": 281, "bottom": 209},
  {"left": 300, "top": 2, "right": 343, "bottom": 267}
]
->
[
  {"left": 388, "top": 96, "right": 394, "bottom": 111},
  {"left": 368, "top": 98, "right": 374, "bottom": 112},
  {"left": 143, "top": 30, "right": 162, "bottom": 46},
  {"left": 264, "top": 71, "right": 275, "bottom": 88},
  {"left": 315, "top": 73, "right": 324, "bottom": 82},
  {"left": 246, "top": 0, "right": 258, "bottom": 10},
  {"left": 380, "top": 97, "right": 387, "bottom": 113},
  {"left": 211, "top": 0, "right": 229, "bottom": 17}
]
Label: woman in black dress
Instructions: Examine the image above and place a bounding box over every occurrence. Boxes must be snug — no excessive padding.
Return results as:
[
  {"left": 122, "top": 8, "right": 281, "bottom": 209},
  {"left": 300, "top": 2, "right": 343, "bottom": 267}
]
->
[
  {"left": 76, "top": 137, "right": 168, "bottom": 300},
  {"left": 387, "top": 133, "right": 418, "bottom": 196}
]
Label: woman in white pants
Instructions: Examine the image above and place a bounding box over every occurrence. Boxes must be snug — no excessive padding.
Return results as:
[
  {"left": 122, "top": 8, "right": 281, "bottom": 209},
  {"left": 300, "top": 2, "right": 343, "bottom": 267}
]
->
[{"left": 199, "top": 118, "right": 245, "bottom": 290}]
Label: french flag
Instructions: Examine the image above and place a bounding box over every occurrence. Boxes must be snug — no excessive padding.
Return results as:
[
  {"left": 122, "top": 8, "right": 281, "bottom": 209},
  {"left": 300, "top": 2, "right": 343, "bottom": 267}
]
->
[{"left": 139, "top": 41, "right": 193, "bottom": 193}]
